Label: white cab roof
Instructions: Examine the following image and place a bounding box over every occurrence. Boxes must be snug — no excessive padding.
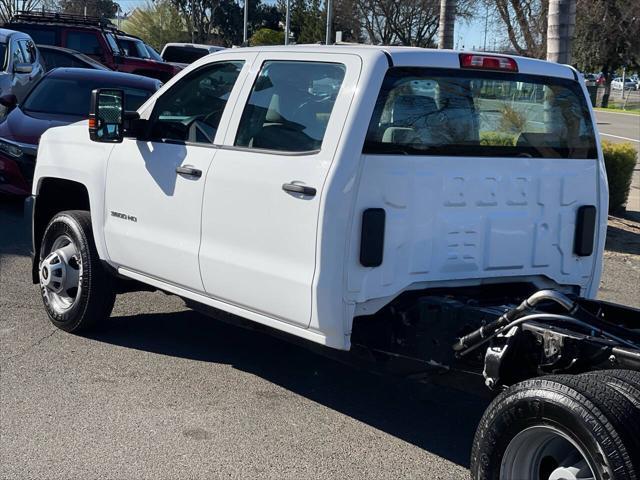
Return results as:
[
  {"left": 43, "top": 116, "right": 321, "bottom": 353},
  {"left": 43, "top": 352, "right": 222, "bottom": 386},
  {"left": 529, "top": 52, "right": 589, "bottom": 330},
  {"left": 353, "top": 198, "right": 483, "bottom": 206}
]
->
[{"left": 230, "top": 44, "right": 577, "bottom": 80}]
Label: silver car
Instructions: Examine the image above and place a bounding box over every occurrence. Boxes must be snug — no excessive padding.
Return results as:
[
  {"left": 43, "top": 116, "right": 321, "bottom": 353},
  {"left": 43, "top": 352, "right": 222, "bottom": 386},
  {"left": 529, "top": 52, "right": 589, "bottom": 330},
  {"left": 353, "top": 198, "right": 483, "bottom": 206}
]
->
[{"left": 0, "top": 28, "right": 45, "bottom": 104}]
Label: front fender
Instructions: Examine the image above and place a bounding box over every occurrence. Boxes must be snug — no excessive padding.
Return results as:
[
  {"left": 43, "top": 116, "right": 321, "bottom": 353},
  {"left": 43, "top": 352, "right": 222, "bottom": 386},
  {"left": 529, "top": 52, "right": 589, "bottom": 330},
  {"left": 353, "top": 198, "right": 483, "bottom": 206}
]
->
[{"left": 34, "top": 122, "right": 115, "bottom": 262}]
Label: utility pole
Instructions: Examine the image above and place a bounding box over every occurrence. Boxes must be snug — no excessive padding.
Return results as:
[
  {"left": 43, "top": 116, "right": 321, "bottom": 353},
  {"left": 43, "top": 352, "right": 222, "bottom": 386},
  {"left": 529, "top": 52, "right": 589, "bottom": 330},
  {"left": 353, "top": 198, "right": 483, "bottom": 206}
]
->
[
  {"left": 483, "top": 3, "right": 488, "bottom": 51},
  {"left": 284, "top": 0, "right": 290, "bottom": 45},
  {"left": 438, "top": 0, "right": 456, "bottom": 49},
  {"left": 325, "top": 0, "right": 332, "bottom": 45},
  {"left": 547, "top": 0, "right": 576, "bottom": 64},
  {"left": 243, "top": 0, "right": 249, "bottom": 45}
]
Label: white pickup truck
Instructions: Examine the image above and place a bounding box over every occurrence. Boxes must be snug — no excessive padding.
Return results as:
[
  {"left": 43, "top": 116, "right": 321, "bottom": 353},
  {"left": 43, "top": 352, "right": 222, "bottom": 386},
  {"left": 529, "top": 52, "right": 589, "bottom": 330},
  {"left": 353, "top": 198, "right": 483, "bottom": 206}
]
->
[{"left": 28, "top": 46, "right": 640, "bottom": 479}]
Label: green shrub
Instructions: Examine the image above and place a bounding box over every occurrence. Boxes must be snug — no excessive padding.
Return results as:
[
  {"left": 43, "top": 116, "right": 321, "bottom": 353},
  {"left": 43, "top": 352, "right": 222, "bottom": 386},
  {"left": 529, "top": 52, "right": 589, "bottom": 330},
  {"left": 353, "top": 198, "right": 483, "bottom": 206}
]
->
[
  {"left": 479, "top": 131, "right": 517, "bottom": 146},
  {"left": 602, "top": 141, "right": 637, "bottom": 213}
]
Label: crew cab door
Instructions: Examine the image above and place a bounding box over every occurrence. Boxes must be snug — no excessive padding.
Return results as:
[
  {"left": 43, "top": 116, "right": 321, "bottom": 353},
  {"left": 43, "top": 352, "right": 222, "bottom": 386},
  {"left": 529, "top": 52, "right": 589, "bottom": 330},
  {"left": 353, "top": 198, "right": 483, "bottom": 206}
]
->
[
  {"left": 104, "top": 57, "right": 254, "bottom": 291},
  {"left": 199, "top": 53, "right": 361, "bottom": 328}
]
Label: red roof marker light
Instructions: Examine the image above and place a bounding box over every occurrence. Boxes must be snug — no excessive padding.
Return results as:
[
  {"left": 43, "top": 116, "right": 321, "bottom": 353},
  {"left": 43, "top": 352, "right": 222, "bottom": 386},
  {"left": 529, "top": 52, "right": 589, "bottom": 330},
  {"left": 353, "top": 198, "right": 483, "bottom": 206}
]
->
[{"left": 459, "top": 53, "right": 518, "bottom": 72}]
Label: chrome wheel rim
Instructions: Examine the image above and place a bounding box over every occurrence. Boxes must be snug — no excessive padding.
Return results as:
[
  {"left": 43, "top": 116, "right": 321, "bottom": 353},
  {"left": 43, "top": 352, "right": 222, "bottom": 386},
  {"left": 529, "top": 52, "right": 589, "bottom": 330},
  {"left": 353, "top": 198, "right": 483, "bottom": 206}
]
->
[
  {"left": 40, "top": 234, "right": 82, "bottom": 314},
  {"left": 500, "top": 426, "right": 597, "bottom": 480}
]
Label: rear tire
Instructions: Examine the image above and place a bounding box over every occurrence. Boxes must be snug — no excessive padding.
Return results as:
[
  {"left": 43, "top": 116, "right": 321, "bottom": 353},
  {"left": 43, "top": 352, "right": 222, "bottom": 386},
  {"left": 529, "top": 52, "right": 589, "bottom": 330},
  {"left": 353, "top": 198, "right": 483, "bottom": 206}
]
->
[
  {"left": 471, "top": 375, "right": 640, "bottom": 480},
  {"left": 38, "top": 210, "right": 115, "bottom": 332},
  {"left": 582, "top": 369, "right": 640, "bottom": 409}
]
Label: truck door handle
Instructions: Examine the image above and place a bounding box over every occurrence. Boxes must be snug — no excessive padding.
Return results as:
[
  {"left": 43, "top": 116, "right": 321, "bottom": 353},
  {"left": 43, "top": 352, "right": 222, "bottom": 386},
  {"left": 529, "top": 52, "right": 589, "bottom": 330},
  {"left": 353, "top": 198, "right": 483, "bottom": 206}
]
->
[
  {"left": 176, "top": 165, "right": 202, "bottom": 178},
  {"left": 282, "top": 183, "right": 316, "bottom": 197}
]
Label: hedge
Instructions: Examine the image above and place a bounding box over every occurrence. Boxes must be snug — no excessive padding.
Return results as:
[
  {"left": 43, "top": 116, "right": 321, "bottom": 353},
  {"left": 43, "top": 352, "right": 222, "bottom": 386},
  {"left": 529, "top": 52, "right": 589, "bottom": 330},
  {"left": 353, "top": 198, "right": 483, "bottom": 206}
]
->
[
  {"left": 479, "top": 131, "right": 517, "bottom": 146},
  {"left": 602, "top": 141, "right": 637, "bottom": 213}
]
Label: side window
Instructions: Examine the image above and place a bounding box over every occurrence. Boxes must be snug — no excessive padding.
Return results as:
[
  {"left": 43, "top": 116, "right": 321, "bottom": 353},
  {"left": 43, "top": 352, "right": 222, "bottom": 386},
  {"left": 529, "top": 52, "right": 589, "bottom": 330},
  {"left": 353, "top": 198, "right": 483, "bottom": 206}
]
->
[
  {"left": 234, "top": 61, "right": 346, "bottom": 152},
  {"left": 66, "top": 31, "right": 102, "bottom": 57},
  {"left": 17, "top": 27, "right": 55, "bottom": 45},
  {"left": 19, "top": 40, "right": 36, "bottom": 64},
  {"left": 150, "top": 61, "right": 244, "bottom": 144},
  {"left": 11, "top": 40, "right": 25, "bottom": 65}
]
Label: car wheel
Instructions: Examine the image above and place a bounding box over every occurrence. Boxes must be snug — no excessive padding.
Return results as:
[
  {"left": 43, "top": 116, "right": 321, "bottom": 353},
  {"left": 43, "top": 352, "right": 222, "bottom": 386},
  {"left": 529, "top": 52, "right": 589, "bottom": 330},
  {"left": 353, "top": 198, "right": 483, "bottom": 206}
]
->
[
  {"left": 39, "top": 210, "right": 115, "bottom": 332},
  {"left": 471, "top": 375, "right": 640, "bottom": 480}
]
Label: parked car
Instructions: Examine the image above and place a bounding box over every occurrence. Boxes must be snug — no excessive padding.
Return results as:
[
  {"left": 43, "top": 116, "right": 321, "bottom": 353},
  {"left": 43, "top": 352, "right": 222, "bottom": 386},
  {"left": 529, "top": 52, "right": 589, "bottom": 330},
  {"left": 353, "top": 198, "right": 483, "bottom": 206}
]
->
[
  {"left": 612, "top": 77, "right": 637, "bottom": 90},
  {"left": 0, "top": 28, "right": 45, "bottom": 103},
  {"left": 0, "top": 68, "right": 160, "bottom": 196},
  {"left": 160, "top": 42, "right": 224, "bottom": 68},
  {"left": 37, "top": 44, "right": 110, "bottom": 71},
  {"left": 28, "top": 47, "right": 640, "bottom": 479},
  {"left": 7, "top": 11, "right": 179, "bottom": 82}
]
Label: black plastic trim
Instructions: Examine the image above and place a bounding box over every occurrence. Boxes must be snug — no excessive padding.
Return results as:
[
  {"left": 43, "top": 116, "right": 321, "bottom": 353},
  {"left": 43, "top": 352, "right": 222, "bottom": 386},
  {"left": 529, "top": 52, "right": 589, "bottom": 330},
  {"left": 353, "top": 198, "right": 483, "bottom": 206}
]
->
[
  {"left": 574, "top": 205, "right": 596, "bottom": 256},
  {"left": 383, "top": 50, "right": 393, "bottom": 68},
  {"left": 360, "top": 208, "right": 385, "bottom": 267}
]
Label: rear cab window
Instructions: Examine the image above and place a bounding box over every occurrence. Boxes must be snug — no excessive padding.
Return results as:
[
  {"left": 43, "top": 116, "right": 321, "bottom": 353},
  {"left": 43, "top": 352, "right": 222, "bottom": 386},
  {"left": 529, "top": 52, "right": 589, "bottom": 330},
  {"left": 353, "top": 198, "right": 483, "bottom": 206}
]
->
[{"left": 365, "top": 67, "right": 597, "bottom": 159}]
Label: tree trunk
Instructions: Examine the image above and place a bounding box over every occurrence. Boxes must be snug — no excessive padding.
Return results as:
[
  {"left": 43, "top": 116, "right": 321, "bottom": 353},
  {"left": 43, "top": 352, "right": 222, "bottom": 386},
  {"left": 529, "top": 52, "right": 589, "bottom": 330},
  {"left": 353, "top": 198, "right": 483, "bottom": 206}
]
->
[
  {"left": 546, "top": 0, "right": 576, "bottom": 63},
  {"left": 438, "top": 0, "right": 456, "bottom": 49}
]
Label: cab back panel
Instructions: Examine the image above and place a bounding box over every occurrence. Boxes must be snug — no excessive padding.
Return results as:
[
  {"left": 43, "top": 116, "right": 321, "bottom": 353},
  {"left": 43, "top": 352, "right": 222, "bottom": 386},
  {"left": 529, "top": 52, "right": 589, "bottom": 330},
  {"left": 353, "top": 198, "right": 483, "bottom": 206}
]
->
[{"left": 346, "top": 155, "right": 599, "bottom": 302}]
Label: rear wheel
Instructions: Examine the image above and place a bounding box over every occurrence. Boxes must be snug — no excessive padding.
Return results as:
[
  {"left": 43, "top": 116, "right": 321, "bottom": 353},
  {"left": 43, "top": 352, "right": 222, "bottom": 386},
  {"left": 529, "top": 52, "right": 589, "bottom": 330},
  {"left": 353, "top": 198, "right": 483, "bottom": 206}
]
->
[
  {"left": 39, "top": 210, "right": 115, "bottom": 332},
  {"left": 471, "top": 375, "right": 640, "bottom": 480},
  {"left": 582, "top": 370, "right": 640, "bottom": 409}
]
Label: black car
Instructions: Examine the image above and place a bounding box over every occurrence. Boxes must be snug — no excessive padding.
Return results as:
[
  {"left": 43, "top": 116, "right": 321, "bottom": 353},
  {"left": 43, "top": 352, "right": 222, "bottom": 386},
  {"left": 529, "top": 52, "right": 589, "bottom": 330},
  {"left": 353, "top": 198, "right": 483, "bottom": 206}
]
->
[{"left": 37, "top": 44, "right": 110, "bottom": 71}]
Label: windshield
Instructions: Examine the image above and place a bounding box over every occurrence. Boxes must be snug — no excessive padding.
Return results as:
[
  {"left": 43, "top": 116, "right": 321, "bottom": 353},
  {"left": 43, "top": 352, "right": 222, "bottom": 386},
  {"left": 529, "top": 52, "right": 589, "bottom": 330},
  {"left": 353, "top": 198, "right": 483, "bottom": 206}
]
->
[
  {"left": 146, "top": 45, "right": 163, "bottom": 62},
  {"left": 23, "top": 77, "right": 154, "bottom": 116},
  {"left": 105, "top": 32, "right": 123, "bottom": 55},
  {"left": 162, "top": 46, "right": 208, "bottom": 64},
  {"left": 120, "top": 38, "right": 150, "bottom": 59},
  {"left": 0, "top": 43, "right": 6, "bottom": 71},
  {"left": 365, "top": 67, "right": 597, "bottom": 159}
]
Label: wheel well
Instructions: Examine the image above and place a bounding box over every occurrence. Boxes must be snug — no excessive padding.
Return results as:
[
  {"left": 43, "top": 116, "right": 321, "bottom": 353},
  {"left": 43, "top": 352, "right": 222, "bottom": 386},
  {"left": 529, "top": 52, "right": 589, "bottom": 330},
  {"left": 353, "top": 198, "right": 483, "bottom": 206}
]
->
[{"left": 32, "top": 178, "right": 90, "bottom": 283}]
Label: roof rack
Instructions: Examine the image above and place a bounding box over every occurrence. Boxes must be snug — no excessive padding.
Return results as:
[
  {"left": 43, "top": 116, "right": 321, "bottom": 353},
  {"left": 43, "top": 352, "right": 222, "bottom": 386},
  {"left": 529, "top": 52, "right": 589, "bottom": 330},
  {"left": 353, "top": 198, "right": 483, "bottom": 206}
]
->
[{"left": 10, "top": 10, "right": 117, "bottom": 29}]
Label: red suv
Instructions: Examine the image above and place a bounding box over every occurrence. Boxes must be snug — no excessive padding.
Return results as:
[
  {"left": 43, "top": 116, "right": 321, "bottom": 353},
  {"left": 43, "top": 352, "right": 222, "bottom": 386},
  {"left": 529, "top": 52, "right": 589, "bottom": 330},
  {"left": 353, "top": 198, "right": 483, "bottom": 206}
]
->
[{"left": 7, "top": 12, "right": 179, "bottom": 82}]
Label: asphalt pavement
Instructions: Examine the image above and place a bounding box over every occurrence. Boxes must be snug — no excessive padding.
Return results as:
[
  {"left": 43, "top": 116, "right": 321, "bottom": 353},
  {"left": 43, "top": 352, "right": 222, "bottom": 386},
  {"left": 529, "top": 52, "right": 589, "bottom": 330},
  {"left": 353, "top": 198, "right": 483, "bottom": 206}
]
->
[{"left": 595, "top": 110, "right": 640, "bottom": 212}]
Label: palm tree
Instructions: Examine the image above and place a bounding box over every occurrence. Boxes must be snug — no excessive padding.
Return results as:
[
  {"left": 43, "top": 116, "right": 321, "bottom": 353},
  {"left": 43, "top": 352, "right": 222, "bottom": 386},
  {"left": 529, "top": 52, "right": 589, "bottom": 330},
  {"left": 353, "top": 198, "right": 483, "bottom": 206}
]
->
[
  {"left": 547, "top": 0, "right": 576, "bottom": 63},
  {"left": 438, "top": 0, "right": 456, "bottom": 49}
]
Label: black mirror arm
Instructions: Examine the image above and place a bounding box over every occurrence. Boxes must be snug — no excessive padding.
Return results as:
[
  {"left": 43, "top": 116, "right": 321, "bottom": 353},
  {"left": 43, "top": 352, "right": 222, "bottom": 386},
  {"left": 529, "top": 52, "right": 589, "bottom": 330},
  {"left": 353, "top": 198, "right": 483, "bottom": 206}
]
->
[{"left": 123, "top": 112, "right": 150, "bottom": 140}]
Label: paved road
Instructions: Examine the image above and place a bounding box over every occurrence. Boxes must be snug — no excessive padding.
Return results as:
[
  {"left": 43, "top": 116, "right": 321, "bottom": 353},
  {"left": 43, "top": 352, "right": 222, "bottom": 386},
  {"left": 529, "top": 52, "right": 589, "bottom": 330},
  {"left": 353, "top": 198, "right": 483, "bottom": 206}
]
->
[{"left": 595, "top": 110, "right": 640, "bottom": 212}]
